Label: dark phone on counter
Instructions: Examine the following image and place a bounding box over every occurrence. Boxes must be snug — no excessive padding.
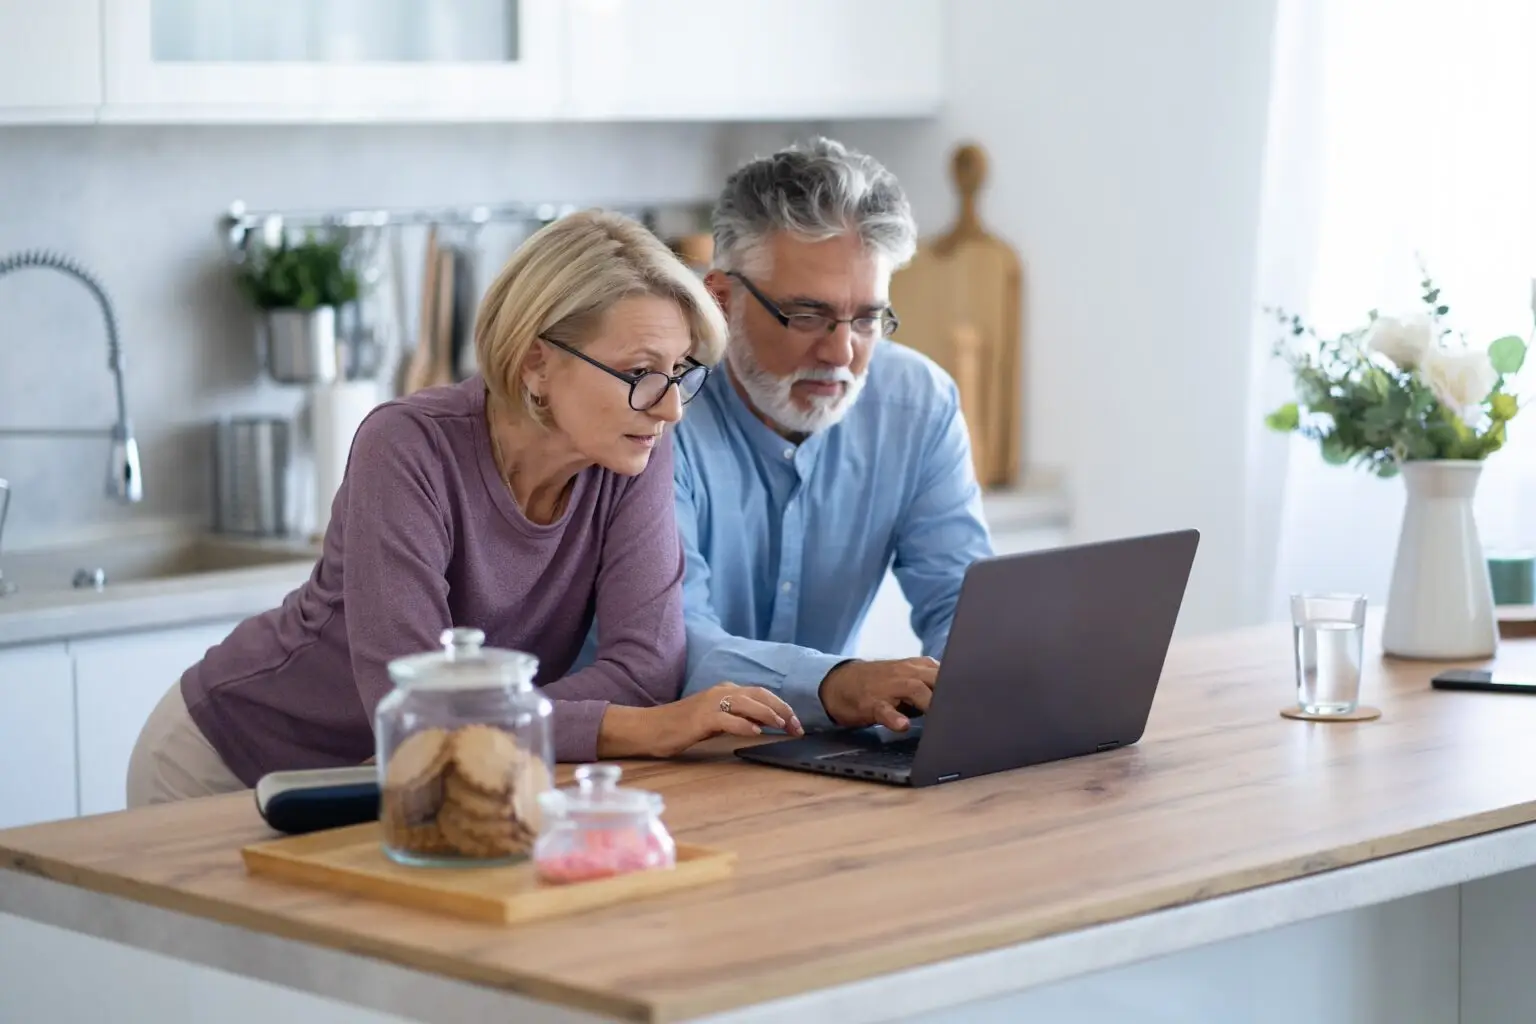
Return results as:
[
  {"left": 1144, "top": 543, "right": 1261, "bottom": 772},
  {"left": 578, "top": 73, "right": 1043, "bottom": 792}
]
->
[{"left": 1430, "top": 669, "right": 1536, "bottom": 695}]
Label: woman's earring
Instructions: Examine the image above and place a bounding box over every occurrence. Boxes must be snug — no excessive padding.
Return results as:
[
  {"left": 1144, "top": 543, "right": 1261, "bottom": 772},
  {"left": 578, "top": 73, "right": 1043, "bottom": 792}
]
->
[{"left": 531, "top": 391, "right": 548, "bottom": 409}]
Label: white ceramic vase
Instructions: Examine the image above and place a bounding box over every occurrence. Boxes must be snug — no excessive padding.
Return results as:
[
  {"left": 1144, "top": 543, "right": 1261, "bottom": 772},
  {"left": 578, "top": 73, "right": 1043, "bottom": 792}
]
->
[{"left": 1381, "top": 460, "right": 1498, "bottom": 660}]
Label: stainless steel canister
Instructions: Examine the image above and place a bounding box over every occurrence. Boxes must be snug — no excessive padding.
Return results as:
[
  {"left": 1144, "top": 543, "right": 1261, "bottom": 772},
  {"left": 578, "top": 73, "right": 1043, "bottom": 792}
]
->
[
  {"left": 261, "top": 305, "right": 339, "bottom": 384},
  {"left": 213, "top": 416, "right": 291, "bottom": 536}
]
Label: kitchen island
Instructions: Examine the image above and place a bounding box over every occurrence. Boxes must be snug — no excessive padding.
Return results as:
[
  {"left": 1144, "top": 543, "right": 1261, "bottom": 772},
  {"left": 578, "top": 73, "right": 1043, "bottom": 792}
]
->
[{"left": 3, "top": 619, "right": 1536, "bottom": 1024}]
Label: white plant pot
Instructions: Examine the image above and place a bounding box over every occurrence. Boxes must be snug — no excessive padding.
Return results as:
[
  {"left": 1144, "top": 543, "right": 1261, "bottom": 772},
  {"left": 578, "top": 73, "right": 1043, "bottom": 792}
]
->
[{"left": 1381, "top": 459, "right": 1497, "bottom": 660}]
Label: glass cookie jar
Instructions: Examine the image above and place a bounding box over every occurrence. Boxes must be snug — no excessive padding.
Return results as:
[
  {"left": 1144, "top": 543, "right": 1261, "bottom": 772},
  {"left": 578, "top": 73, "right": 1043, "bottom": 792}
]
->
[
  {"left": 532, "top": 764, "right": 677, "bottom": 885},
  {"left": 375, "top": 627, "right": 553, "bottom": 867}
]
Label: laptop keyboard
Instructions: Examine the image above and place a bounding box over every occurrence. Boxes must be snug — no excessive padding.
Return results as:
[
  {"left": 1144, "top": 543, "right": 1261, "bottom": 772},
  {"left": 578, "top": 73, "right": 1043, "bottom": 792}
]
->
[{"left": 836, "top": 736, "right": 921, "bottom": 771}]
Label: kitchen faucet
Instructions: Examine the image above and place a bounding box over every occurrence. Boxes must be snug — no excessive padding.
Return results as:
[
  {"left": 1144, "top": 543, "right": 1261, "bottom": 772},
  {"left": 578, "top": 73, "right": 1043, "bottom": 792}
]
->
[{"left": 0, "top": 250, "right": 143, "bottom": 504}]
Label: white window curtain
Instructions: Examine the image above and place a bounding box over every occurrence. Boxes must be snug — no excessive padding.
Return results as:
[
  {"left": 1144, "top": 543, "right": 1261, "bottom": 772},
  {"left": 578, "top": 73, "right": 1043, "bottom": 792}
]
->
[{"left": 1257, "top": 0, "right": 1536, "bottom": 618}]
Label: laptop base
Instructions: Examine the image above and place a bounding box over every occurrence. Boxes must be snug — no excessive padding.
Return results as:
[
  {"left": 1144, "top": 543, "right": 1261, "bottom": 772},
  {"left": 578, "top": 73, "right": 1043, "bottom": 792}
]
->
[{"left": 736, "top": 728, "right": 923, "bottom": 786}]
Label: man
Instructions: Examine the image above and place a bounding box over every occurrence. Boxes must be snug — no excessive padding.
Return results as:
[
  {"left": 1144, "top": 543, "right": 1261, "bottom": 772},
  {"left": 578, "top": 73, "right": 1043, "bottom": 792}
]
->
[{"left": 674, "top": 137, "right": 994, "bottom": 734}]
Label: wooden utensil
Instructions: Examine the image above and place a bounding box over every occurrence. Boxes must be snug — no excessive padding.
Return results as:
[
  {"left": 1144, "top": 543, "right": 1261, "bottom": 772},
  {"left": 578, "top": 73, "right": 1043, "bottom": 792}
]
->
[
  {"left": 426, "top": 244, "right": 457, "bottom": 388},
  {"left": 400, "top": 224, "right": 440, "bottom": 395},
  {"left": 889, "top": 142, "right": 1026, "bottom": 489}
]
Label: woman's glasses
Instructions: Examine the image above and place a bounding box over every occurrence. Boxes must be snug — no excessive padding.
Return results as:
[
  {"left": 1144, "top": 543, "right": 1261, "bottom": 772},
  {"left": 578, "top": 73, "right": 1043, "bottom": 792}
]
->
[{"left": 539, "top": 336, "right": 709, "bottom": 412}]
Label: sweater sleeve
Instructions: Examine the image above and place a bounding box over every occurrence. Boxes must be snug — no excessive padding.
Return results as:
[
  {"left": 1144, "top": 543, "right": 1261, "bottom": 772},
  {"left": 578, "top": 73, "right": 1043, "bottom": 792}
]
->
[
  {"left": 340, "top": 405, "right": 455, "bottom": 721},
  {"left": 535, "top": 433, "right": 688, "bottom": 761}
]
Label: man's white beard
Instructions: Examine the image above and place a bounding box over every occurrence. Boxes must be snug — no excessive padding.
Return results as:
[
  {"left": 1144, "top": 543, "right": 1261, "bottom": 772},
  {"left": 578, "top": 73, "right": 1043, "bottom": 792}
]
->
[{"left": 725, "top": 303, "right": 867, "bottom": 435}]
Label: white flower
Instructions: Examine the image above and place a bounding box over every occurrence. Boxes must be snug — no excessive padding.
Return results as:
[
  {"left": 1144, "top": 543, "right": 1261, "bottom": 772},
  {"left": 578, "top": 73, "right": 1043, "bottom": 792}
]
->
[
  {"left": 1421, "top": 346, "right": 1498, "bottom": 422},
  {"left": 1365, "top": 313, "right": 1434, "bottom": 369}
]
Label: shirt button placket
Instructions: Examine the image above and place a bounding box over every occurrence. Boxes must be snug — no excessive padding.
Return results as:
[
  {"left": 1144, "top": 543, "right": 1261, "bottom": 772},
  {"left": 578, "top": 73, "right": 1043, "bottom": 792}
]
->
[{"left": 771, "top": 471, "right": 804, "bottom": 642}]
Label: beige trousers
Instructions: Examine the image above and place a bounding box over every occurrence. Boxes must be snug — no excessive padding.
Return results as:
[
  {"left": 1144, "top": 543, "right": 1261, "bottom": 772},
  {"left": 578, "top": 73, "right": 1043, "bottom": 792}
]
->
[{"left": 125, "top": 681, "right": 246, "bottom": 808}]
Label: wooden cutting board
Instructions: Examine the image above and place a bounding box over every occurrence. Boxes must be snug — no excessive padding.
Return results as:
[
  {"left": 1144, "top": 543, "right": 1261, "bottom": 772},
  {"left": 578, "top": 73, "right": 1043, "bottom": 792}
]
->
[
  {"left": 242, "top": 821, "right": 737, "bottom": 925},
  {"left": 889, "top": 143, "right": 1026, "bottom": 490}
]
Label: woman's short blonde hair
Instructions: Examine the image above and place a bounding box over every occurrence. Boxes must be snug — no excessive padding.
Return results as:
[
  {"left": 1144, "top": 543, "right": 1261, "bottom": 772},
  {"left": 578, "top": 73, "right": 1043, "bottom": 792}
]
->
[{"left": 474, "top": 209, "right": 727, "bottom": 423}]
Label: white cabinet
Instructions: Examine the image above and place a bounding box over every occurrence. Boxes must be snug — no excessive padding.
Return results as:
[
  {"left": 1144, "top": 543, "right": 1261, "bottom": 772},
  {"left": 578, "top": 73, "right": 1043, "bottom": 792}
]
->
[
  {"left": 0, "top": 642, "right": 78, "bottom": 828},
  {"left": 100, "top": 0, "right": 565, "bottom": 123},
  {"left": 71, "top": 619, "right": 242, "bottom": 816},
  {"left": 0, "top": 0, "right": 102, "bottom": 123},
  {"left": 3, "top": 0, "right": 946, "bottom": 124},
  {"left": 565, "top": 0, "right": 943, "bottom": 121}
]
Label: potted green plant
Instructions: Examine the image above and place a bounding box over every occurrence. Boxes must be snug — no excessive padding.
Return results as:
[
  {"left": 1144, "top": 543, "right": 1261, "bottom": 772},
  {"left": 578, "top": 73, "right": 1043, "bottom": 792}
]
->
[
  {"left": 235, "top": 233, "right": 359, "bottom": 384},
  {"left": 1264, "top": 270, "right": 1528, "bottom": 660}
]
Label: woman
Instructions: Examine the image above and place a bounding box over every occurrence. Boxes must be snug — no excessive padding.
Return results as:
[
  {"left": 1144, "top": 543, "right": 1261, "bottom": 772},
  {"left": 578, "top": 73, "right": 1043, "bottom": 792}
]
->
[{"left": 127, "top": 210, "right": 803, "bottom": 807}]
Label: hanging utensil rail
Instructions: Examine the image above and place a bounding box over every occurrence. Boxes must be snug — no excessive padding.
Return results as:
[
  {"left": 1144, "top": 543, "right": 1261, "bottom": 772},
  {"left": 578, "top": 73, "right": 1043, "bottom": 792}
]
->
[{"left": 220, "top": 199, "right": 662, "bottom": 257}]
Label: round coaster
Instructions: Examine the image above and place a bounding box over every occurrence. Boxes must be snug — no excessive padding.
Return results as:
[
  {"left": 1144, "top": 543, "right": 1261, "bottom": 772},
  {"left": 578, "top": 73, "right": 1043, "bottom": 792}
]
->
[{"left": 1280, "top": 705, "right": 1381, "bottom": 722}]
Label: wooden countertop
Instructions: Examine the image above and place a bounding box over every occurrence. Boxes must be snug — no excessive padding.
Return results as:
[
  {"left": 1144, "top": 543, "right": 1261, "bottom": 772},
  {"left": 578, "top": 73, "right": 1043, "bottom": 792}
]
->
[{"left": 5, "top": 620, "right": 1536, "bottom": 1023}]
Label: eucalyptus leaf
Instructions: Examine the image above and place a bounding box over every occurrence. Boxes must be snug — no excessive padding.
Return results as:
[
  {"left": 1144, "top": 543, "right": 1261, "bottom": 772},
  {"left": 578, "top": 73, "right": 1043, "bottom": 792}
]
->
[
  {"left": 1489, "top": 335, "right": 1527, "bottom": 375},
  {"left": 1265, "top": 402, "right": 1300, "bottom": 432}
]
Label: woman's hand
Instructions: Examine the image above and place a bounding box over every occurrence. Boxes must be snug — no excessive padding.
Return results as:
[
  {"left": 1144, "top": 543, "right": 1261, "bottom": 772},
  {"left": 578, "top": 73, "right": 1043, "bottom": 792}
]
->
[{"left": 597, "top": 683, "right": 805, "bottom": 759}]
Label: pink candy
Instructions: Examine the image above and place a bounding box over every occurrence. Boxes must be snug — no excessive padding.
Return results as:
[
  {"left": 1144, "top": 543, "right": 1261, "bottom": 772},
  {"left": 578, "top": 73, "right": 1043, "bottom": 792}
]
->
[{"left": 535, "top": 829, "right": 672, "bottom": 885}]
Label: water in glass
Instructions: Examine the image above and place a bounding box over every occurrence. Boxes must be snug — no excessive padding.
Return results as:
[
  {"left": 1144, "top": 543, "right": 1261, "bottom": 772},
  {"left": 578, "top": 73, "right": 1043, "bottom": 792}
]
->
[{"left": 1294, "top": 618, "right": 1364, "bottom": 714}]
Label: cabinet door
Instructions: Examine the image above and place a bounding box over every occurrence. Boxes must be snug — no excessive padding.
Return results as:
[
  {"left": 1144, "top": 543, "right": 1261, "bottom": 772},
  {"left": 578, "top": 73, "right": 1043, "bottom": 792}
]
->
[
  {"left": 71, "top": 619, "right": 242, "bottom": 816},
  {"left": 0, "top": 0, "right": 102, "bottom": 123},
  {"left": 566, "top": 0, "right": 943, "bottom": 121},
  {"left": 100, "top": 0, "right": 564, "bottom": 122},
  {"left": 0, "top": 642, "right": 78, "bottom": 827}
]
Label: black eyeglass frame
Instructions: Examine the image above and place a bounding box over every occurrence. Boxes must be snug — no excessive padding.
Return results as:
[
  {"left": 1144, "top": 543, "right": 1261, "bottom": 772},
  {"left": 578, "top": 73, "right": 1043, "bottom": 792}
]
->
[
  {"left": 538, "top": 335, "right": 710, "bottom": 412},
  {"left": 726, "top": 271, "right": 901, "bottom": 339}
]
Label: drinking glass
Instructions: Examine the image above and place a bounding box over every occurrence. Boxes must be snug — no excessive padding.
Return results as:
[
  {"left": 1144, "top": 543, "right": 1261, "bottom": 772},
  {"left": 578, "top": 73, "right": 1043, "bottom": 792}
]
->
[{"left": 1290, "top": 593, "right": 1367, "bottom": 715}]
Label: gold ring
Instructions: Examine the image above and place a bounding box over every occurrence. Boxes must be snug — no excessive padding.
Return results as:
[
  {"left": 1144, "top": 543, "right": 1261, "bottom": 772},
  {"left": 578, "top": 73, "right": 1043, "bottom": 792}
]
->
[{"left": 719, "top": 697, "right": 733, "bottom": 713}]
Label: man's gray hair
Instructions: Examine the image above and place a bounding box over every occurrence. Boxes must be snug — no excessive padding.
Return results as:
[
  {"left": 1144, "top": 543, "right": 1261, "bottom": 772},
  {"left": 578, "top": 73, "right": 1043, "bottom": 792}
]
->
[{"left": 711, "top": 137, "right": 918, "bottom": 274}]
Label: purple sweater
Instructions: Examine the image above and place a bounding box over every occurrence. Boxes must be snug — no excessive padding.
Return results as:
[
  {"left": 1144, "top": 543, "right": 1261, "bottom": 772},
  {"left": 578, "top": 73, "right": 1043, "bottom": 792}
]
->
[{"left": 182, "top": 377, "right": 686, "bottom": 786}]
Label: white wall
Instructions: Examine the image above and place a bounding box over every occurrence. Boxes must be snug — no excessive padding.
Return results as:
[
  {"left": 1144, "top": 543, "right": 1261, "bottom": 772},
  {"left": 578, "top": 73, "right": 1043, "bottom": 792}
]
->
[
  {"left": 0, "top": 122, "right": 723, "bottom": 548},
  {"left": 724, "top": 0, "right": 1282, "bottom": 635},
  {"left": 4, "top": 1, "right": 1288, "bottom": 637}
]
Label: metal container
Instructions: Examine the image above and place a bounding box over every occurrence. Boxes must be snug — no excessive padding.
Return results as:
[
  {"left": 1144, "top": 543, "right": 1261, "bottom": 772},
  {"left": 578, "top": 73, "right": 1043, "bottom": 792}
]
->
[
  {"left": 214, "top": 416, "right": 291, "bottom": 536},
  {"left": 261, "top": 306, "right": 339, "bottom": 384}
]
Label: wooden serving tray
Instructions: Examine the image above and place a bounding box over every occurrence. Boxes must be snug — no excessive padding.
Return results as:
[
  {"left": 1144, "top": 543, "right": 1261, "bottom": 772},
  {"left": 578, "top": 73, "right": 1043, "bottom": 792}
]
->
[{"left": 241, "top": 822, "right": 736, "bottom": 925}]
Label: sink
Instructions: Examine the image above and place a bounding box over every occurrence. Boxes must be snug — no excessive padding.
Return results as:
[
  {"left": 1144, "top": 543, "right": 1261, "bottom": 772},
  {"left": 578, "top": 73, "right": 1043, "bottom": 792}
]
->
[{"left": 0, "top": 533, "right": 320, "bottom": 595}]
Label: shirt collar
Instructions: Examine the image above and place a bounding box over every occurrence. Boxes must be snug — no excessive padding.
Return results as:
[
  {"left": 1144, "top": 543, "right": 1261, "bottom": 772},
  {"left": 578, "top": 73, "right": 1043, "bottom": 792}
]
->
[{"left": 711, "top": 365, "right": 829, "bottom": 474}]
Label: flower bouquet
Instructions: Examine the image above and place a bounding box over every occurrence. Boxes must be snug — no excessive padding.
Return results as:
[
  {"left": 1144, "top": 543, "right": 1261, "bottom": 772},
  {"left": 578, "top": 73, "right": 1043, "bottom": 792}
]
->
[{"left": 1263, "top": 271, "right": 1528, "bottom": 660}]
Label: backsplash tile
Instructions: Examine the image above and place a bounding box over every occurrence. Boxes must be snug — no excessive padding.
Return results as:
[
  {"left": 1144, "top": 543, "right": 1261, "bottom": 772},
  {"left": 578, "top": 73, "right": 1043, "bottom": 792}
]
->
[{"left": 0, "top": 122, "right": 727, "bottom": 549}]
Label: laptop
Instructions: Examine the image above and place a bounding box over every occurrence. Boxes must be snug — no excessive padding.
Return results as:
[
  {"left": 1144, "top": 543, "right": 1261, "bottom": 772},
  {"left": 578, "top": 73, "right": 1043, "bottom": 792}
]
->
[{"left": 735, "top": 528, "right": 1200, "bottom": 787}]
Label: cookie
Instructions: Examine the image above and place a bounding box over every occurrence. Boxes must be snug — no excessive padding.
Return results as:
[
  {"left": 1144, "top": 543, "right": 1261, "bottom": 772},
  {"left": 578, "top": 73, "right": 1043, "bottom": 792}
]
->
[
  {"left": 438, "top": 803, "right": 531, "bottom": 859},
  {"left": 384, "top": 727, "right": 450, "bottom": 791},
  {"left": 383, "top": 818, "right": 454, "bottom": 856},
  {"left": 512, "top": 753, "right": 552, "bottom": 833},
  {"left": 443, "top": 768, "right": 514, "bottom": 821},
  {"left": 448, "top": 724, "right": 519, "bottom": 795}
]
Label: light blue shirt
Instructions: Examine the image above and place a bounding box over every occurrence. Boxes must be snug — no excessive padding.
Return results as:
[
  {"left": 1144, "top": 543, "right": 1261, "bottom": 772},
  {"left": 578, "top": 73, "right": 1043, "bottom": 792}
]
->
[{"left": 673, "top": 341, "right": 994, "bottom": 730}]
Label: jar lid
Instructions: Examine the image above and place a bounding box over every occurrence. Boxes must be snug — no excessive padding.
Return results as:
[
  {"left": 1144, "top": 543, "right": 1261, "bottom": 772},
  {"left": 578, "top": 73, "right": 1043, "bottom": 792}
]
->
[
  {"left": 538, "top": 764, "right": 663, "bottom": 819},
  {"left": 386, "top": 628, "right": 540, "bottom": 691}
]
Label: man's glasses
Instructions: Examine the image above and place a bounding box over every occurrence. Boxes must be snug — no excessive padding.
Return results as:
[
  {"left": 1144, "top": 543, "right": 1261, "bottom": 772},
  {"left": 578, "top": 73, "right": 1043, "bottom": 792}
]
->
[
  {"left": 539, "top": 336, "right": 709, "bottom": 412},
  {"left": 728, "top": 271, "right": 900, "bottom": 340}
]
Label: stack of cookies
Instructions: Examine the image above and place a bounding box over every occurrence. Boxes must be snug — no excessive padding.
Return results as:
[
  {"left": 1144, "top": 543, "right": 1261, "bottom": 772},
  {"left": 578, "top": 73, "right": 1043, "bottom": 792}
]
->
[{"left": 381, "top": 723, "right": 552, "bottom": 861}]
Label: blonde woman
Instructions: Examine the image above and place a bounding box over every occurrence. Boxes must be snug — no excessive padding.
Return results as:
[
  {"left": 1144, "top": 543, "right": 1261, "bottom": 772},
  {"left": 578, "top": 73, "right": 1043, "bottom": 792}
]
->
[{"left": 127, "top": 210, "right": 803, "bottom": 807}]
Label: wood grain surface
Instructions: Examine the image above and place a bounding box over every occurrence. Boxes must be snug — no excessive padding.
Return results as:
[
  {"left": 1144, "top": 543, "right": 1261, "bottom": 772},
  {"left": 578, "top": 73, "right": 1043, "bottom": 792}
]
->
[
  {"left": 889, "top": 142, "right": 1025, "bottom": 490},
  {"left": 5, "top": 620, "right": 1536, "bottom": 1023},
  {"left": 241, "top": 825, "right": 737, "bottom": 925}
]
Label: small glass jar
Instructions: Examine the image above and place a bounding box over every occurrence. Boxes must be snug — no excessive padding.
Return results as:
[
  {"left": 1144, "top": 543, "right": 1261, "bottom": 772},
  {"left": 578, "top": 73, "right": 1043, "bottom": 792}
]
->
[
  {"left": 375, "top": 627, "right": 552, "bottom": 867},
  {"left": 532, "top": 764, "right": 677, "bottom": 885}
]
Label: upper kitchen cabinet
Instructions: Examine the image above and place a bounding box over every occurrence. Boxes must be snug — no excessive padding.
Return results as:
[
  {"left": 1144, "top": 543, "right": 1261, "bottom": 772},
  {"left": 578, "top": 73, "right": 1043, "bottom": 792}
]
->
[
  {"left": 0, "top": 0, "right": 102, "bottom": 123},
  {"left": 564, "top": 0, "right": 944, "bottom": 121},
  {"left": 98, "top": 0, "right": 565, "bottom": 122}
]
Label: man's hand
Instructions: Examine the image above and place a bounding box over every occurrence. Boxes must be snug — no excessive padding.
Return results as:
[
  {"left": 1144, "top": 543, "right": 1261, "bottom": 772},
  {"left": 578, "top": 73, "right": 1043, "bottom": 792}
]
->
[{"left": 818, "top": 657, "right": 940, "bottom": 731}]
